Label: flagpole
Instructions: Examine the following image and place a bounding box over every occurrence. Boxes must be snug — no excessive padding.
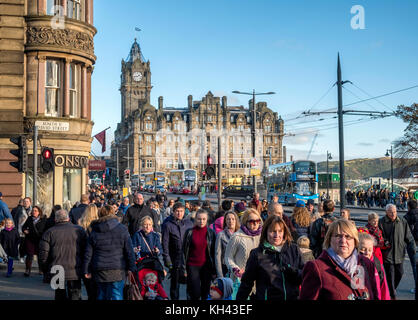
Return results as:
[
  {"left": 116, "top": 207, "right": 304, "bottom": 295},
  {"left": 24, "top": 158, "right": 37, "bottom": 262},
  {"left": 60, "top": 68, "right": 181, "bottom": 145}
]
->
[{"left": 92, "top": 126, "right": 111, "bottom": 138}]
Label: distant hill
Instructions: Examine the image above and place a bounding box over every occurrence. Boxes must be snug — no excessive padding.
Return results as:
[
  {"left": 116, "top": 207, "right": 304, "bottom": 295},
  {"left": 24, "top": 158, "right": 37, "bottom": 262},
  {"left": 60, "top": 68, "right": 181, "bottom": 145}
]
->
[{"left": 317, "top": 157, "right": 418, "bottom": 180}]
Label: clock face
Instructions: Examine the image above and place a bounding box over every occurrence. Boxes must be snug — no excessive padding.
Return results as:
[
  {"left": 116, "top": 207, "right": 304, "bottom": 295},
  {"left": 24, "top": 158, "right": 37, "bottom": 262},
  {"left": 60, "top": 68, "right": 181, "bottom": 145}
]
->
[{"left": 133, "top": 71, "right": 143, "bottom": 82}]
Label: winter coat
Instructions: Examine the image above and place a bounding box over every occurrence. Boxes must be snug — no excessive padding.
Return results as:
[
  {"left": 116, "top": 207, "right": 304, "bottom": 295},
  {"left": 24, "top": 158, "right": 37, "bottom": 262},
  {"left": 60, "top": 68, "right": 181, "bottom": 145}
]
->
[
  {"left": 161, "top": 216, "right": 193, "bottom": 268},
  {"left": 122, "top": 203, "right": 157, "bottom": 236},
  {"left": 224, "top": 229, "right": 260, "bottom": 281},
  {"left": 214, "top": 229, "right": 234, "bottom": 277},
  {"left": 183, "top": 226, "right": 216, "bottom": 274},
  {"left": 378, "top": 215, "right": 414, "bottom": 264},
  {"left": 131, "top": 229, "right": 164, "bottom": 267},
  {"left": 82, "top": 215, "right": 136, "bottom": 275},
  {"left": 236, "top": 241, "right": 304, "bottom": 300},
  {"left": 0, "top": 199, "right": 12, "bottom": 223},
  {"left": 209, "top": 216, "right": 224, "bottom": 235},
  {"left": 291, "top": 218, "right": 309, "bottom": 240},
  {"left": 0, "top": 227, "right": 20, "bottom": 258},
  {"left": 309, "top": 213, "right": 337, "bottom": 257},
  {"left": 15, "top": 206, "right": 30, "bottom": 237},
  {"left": 404, "top": 208, "right": 418, "bottom": 241},
  {"left": 69, "top": 203, "right": 88, "bottom": 225},
  {"left": 39, "top": 221, "right": 87, "bottom": 280},
  {"left": 22, "top": 216, "right": 47, "bottom": 244},
  {"left": 299, "top": 250, "right": 379, "bottom": 300},
  {"left": 118, "top": 203, "right": 130, "bottom": 216}
]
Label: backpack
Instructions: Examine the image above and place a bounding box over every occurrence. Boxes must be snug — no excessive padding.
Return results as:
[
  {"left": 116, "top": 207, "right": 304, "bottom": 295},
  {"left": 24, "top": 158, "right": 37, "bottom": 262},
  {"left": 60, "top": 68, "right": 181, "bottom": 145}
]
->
[{"left": 320, "top": 215, "right": 337, "bottom": 240}]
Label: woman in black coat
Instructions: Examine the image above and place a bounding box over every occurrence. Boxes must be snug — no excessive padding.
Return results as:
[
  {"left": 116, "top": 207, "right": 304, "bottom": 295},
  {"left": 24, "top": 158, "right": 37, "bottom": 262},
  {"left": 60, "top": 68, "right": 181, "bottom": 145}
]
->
[
  {"left": 236, "top": 215, "right": 305, "bottom": 300},
  {"left": 22, "top": 206, "right": 47, "bottom": 277}
]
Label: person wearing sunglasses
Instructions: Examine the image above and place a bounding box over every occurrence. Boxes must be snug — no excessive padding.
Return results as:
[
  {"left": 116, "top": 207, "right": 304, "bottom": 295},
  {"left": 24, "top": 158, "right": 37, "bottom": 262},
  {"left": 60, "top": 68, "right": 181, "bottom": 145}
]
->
[
  {"left": 224, "top": 209, "right": 262, "bottom": 299},
  {"left": 300, "top": 219, "right": 379, "bottom": 300}
]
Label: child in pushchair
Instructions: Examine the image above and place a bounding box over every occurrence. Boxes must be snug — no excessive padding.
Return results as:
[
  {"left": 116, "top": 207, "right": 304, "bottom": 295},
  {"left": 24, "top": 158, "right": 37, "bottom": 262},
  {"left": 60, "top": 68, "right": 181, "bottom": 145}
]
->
[{"left": 136, "top": 256, "right": 168, "bottom": 300}]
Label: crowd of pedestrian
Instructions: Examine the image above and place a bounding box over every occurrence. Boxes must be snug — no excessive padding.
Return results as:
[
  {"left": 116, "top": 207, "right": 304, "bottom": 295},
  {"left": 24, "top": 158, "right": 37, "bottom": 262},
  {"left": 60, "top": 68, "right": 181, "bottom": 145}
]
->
[
  {"left": 345, "top": 188, "right": 417, "bottom": 210},
  {"left": 0, "top": 187, "right": 417, "bottom": 301}
]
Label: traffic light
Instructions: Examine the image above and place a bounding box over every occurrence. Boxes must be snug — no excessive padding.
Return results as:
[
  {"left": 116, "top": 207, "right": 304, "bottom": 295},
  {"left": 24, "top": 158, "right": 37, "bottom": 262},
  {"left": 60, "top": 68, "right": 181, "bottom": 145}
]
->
[
  {"left": 124, "top": 169, "right": 130, "bottom": 180},
  {"left": 201, "top": 171, "right": 206, "bottom": 180},
  {"left": 40, "top": 147, "right": 54, "bottom": 173},
  {"left": 205, "top": 155, "right": 216, "bottom": 179},
  {"left": 9, "top": 136, "right": 28, "bottom": 172}
]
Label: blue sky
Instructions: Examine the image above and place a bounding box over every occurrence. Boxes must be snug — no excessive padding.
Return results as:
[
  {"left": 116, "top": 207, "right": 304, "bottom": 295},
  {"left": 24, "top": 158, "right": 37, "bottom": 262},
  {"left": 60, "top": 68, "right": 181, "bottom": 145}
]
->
[{"left": 90, "top": 0, "right": 418, "bottom": 163}]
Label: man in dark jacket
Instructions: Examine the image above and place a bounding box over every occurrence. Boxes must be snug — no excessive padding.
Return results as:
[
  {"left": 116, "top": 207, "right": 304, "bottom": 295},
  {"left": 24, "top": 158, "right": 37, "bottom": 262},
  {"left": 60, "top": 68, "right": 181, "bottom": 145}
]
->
[
  {"left": 69, "top": 194, "right": 89, "bottom": 225},
  {"left": 39, "top": 209, "right": 87, "bottom": 300},
  {"left": 161, "top": 202, "right": 193, "bottom": 300},
  {"left": 403, "top": 199, "right": 418, "bottom": 294},
  {"left": 83, "top": 205, "right": 136, "bottom": 300},
  {"left": 379, "top": 204, "right": 415, "bottom": 299},
  {"left": 122, "top": 192, "right": 156, "bottom": 236},
  {"left": 309, "top": 199, "right": 337, "bottom": 258}
]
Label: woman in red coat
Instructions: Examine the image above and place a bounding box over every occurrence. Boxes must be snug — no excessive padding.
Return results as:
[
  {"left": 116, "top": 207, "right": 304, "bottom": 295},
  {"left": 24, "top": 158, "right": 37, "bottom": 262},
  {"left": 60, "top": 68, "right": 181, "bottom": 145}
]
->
[{"left": 300, "top": 219, "right": 379, "bottom": 300}]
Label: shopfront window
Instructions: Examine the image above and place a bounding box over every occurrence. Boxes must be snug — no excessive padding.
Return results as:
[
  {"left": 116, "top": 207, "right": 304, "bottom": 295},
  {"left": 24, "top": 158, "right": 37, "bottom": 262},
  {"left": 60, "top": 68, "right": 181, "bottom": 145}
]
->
[
  {"left": 63, "top": 168, "right": 82, "bottom": 205},
  {"left": 25, "top": 169, "right": 53, "bottom": 213}
]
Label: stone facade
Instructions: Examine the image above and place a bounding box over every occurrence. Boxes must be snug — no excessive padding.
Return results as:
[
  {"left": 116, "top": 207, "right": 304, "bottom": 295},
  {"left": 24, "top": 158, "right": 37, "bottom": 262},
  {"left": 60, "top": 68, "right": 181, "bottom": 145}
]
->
[
  {"left": 0, "top": 0, "right": 96, "bottom": 210},
  {"left": 111, "top": 40, "right": 284, "bottom": 187}
]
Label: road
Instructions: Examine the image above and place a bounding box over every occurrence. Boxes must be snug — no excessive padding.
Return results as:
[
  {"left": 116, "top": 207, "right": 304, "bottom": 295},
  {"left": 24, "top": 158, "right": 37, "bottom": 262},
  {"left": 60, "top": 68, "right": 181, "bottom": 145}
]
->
[{"left": 0, "top": 193, "right": 414, "bottom": 300}]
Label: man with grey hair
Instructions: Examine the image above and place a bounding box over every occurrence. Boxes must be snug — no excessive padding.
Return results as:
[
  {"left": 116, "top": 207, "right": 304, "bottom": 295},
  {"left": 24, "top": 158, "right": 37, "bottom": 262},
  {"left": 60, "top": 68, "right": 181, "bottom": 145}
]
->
[
  {"left": 39, "top": 209, "right": 87, "bottom": 300},
  {"left": 379, "top": 203, "right": 415, "bottom": 299},
  {"left": 267, "top": 202, "right": 295, "bottom": 235}
]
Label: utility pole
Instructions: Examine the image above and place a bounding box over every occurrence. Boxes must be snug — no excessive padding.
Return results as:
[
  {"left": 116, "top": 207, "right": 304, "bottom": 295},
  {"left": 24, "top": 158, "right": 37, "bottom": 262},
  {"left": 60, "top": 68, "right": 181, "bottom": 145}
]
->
[
  {"left": 337, "top": 54, "right": 347, "bottom": 210},
  {"left": 302, "top": 54, "right": 396, "bottom": 211},
  {"left": 33, "top": 126, "right": 38, "bottom": 206},
  {"left": 386, "top": 145, "right": 394, "bottom": 193},
  {"left": 326, "top": 151, "right": 332, "bottom": 199},
  {"left": 217, "top": 136, "right": 221, "bottom": 208},
  {"left": 116, "top": 146, "right": 119, "bottom": 186}
]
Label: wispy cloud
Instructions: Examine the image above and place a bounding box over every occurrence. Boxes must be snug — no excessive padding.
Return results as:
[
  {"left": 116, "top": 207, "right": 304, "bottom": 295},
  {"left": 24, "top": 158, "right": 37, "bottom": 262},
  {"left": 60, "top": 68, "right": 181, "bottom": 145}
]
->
[
  {"left": 357, "top": 142, "right": 374, "bottom": 147},
  {"left": 378, "top": 138, "right": 390, "bottom": 143}
]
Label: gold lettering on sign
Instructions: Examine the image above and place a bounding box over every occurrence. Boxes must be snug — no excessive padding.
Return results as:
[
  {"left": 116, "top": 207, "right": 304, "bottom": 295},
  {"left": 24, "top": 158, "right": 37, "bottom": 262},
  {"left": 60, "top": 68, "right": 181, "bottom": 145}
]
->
[
  {"left": 74, "top": 156, "right": 80, "bottom": 168},
  {"left": 55, "top": 155, "right": 65, "bottom": 167},
  {"left": 65, "top": 156, "right": 74, "bottom": 168}
]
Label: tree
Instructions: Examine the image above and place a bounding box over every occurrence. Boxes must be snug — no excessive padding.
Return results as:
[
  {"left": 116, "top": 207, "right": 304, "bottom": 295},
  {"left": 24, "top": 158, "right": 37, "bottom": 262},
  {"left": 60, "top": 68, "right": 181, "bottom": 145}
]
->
[{"left": 393, "top": 103, "right": 418, "bottom": 177}]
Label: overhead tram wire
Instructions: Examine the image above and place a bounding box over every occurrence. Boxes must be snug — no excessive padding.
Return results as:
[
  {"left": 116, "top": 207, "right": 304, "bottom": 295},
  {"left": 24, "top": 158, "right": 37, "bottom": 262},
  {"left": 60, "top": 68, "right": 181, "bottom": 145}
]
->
[
  {"left": 350, "top": 83, "right": 395, "bottom": 112},
  {"left": 342, "top": 86, "right": 380, "bottom": 113}
]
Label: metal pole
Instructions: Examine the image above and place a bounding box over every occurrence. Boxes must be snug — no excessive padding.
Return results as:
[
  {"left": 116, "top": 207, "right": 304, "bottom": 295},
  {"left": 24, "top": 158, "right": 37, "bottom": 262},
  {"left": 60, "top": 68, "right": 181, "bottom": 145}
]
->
[
  {"left": 390, "top": 145, "right": 394, "bottom": 193},
  {"left": 252, "top": 90, "right": 257, "bottom": 194},
  {"left": 337, "top": 54, "right": 346, "bottom": 210},
  {"left": 116, "top": 146, "right": 119, "bottom": 187},
  {"left": 326, "top": 151, "right": 330, "bottom": 199},
  {"left": 218, "top": 136, "right": 221, "bottom": 208},
  {"left": 33, "top": 126, "right": 38, "bottom": 206}
]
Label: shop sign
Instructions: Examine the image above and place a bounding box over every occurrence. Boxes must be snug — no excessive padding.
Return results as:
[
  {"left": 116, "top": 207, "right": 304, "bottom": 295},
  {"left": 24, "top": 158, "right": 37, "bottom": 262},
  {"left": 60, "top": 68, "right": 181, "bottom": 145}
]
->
[
  {"left": 88, "top": 160, "right": 106, "bottom": 171},
  {"left": 35, "top": 120, "right": 70, "bottom": 132},
  {"left": 54, "top": 155, "right": 88, "bottom": 168}
]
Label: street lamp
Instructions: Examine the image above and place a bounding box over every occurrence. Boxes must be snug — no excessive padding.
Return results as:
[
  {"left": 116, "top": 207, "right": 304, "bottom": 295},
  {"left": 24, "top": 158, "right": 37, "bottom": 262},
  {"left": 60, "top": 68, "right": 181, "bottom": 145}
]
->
[
  {"left": 232, "top": 90, "right": 276, "bottom": 194},
  {"left": 385, "top": 145, "right": 393, "bottom": 193},
  {"left": 326, "top": 151, "right": 332, "bottom": 199}
]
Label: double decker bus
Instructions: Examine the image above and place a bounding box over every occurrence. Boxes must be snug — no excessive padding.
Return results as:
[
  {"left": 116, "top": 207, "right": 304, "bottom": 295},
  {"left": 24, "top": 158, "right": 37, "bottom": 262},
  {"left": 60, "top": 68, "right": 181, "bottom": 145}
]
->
[
  {"left": 266, "top": 160, "right": 318, "bottom": 205},
  {"left": 169, "top": 169, "right": 197, "bottom": 192},
  {"left": 143, "top": 171, "right": 166, "bottom": 187}
]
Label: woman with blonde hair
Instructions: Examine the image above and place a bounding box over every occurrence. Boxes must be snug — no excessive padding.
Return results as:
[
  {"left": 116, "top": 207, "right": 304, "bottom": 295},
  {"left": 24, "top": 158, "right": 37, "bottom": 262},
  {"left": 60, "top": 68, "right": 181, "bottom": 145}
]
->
[
  {"left": 300, "top": 219, "right": 379, "bottom": 300},
  {"left": 224, "top": 209, "right": 262, "bottom": 299},
  {"left": 78, "top": 204, "right": 99, "bottom": 236},
  {"left": 291, "top": 206, "right": 311, "bottom": 240}
]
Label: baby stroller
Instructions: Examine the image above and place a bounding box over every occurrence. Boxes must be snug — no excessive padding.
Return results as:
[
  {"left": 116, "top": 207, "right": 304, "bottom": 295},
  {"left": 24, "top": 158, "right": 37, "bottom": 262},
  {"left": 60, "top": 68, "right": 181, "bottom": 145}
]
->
[{"left": 136, "top": 255, "right": 168, "bottom": 300}]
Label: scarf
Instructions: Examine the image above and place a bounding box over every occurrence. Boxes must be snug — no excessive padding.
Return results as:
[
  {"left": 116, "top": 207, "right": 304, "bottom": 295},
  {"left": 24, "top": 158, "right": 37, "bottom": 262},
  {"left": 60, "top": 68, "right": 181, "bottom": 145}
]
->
[
  {"left": 33, "top": 216, "right": 40, "bottom": 224},
  {"left": 263, "top": 241, "right": 283, "bottom": 252},
  {"left": 327, "top": 247, "right": 359, "bottom": 278},
  {"left": 241, "top": 224, "right": 262, "bottom": 237},
  {"left": 5, "top": 226, "right": 14, "bottom": 232}
]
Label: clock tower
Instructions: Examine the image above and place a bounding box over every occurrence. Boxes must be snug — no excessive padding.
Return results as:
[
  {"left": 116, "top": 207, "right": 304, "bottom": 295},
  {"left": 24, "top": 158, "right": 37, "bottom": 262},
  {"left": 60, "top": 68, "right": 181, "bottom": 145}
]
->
[{"left": 120, "top": 39, "right": 152, "bottom": 120}]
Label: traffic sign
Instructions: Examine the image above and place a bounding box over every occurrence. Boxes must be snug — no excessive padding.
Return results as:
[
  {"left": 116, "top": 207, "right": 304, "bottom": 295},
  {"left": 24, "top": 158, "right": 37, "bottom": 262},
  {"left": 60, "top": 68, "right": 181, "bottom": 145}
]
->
[{"left": 250, "top": 158, "right": 260, "bottom": 168}]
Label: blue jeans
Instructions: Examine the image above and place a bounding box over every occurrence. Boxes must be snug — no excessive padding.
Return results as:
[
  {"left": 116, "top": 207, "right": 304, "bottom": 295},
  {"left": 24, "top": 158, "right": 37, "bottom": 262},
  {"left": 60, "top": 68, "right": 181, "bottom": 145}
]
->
[
  {"left": 7, "top": 258, "right": 13, "bottom": 275},
  {"left": 97, "top": 280, "right": 125, "bottom": 300}
]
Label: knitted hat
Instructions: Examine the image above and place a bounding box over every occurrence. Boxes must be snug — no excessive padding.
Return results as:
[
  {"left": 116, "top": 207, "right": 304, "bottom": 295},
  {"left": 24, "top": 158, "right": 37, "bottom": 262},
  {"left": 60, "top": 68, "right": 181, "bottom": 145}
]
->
[
  {"left": 211, "top": 277, "right": 234, "bottom": 299},
  {"left": 234, "top": 202, "right": 246, "bottom": 213}
]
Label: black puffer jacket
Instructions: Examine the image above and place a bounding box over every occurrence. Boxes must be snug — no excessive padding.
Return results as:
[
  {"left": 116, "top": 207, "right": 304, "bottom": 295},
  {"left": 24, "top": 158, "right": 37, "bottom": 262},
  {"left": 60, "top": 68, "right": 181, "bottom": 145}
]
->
[
  {"left": 236, "top": 241, "right": 304, "bottom": 301},
  {"left": 39, "top": 221, "right": 87, "bottom": 280},
  {"left": 0, "top": 227, "right": 20, "bottom": 258},
  {"left": 83, "top": 215, "right": 136, "bottom": 275},
  {"left": 404, "top": 208, "right": 418, "bottom": 241}
]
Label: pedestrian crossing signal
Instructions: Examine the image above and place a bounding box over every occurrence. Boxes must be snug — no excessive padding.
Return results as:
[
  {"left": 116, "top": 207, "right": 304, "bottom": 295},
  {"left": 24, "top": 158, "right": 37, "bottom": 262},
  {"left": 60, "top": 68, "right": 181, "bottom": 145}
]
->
[
  {"left": 41, "top": 147, "right": 54, "bottom": 173},
  {"left": 9, "top": 136, "right": 28, "bottom": 172}
]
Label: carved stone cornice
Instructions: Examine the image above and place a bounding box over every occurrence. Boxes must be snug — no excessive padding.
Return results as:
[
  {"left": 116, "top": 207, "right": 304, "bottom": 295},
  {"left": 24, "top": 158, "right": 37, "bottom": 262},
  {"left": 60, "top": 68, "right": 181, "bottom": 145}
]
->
[{"left": 26, "top": 26, "right": 94, "bottom": 57}]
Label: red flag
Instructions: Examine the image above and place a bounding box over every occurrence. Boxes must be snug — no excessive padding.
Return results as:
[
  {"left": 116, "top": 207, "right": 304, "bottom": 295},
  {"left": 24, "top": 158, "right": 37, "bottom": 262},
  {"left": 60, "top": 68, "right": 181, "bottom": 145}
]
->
[{"left": 94, "top": 130, "right": 106, "bottom": 153}]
